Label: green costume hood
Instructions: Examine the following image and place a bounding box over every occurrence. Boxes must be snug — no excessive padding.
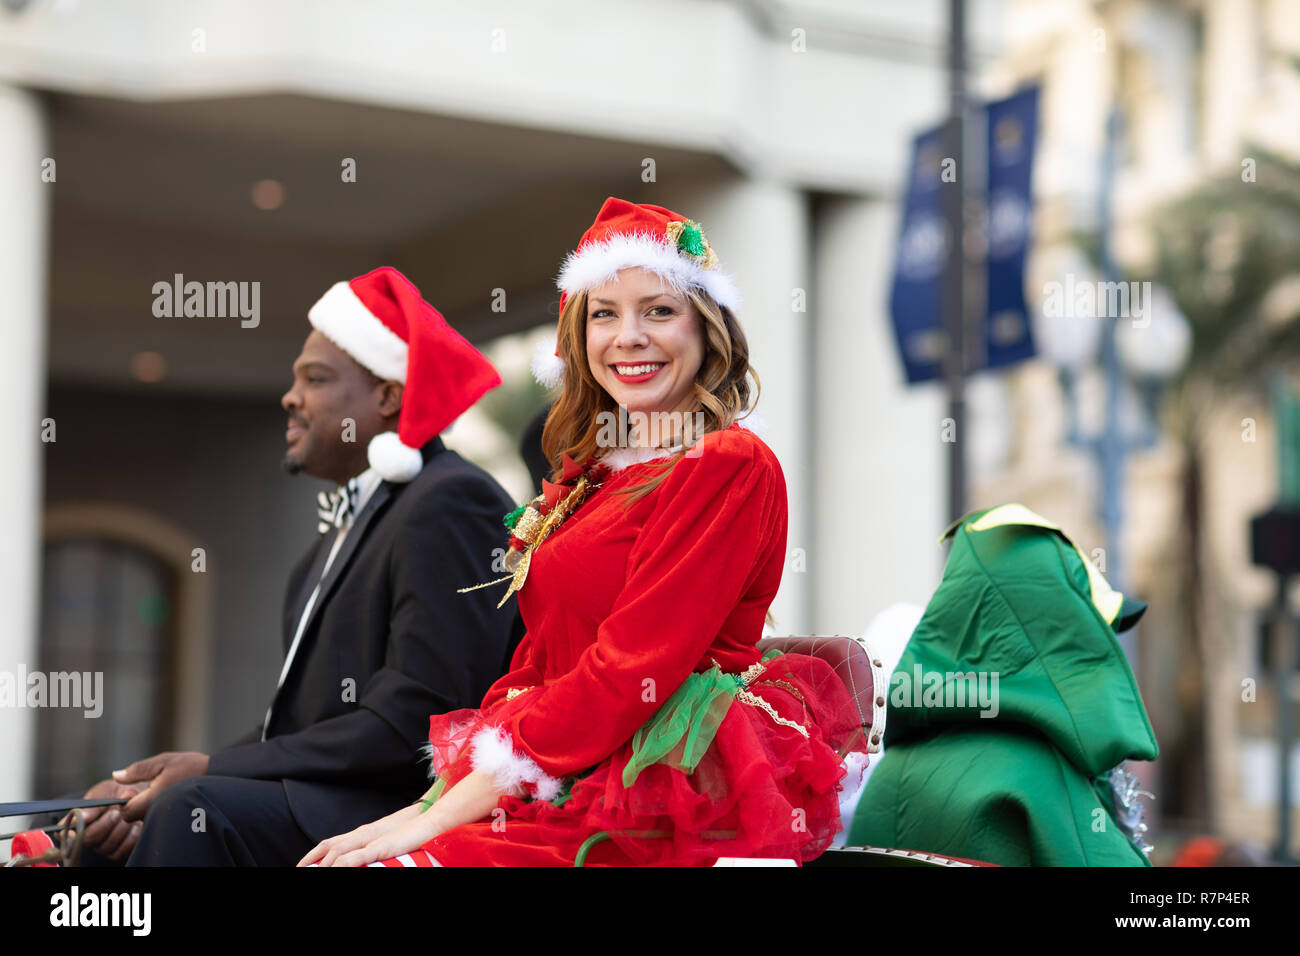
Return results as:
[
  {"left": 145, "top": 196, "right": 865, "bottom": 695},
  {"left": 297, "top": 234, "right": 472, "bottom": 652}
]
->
[{"left": 885, "top": 503, "right": 1158, "bottom": 776}]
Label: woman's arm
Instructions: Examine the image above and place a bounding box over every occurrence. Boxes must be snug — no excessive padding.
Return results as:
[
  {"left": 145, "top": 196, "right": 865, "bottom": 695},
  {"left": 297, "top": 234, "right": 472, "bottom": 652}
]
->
[
  {"left": 297, "top": 800, "right": 425, "bottom": 867},
  {"left": 479, "top": 628, "right": 543, "bottom": 710},
  {"left": 324, "top": 770, "right": 514, "bottom": 867},
  {"left": 297, "top": 775, "right": 449, "bottom": 867}
]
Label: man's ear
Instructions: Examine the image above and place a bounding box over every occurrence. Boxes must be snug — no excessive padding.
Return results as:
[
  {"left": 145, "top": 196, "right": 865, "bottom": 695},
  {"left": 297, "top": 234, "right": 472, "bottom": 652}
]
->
[{"left": 377, "top": 380, "right": 403, "bottom": 419}]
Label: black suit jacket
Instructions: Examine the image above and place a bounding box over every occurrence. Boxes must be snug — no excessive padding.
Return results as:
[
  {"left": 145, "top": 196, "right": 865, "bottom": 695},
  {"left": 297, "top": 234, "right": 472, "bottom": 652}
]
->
[{"left": 207, "top": 437, "right": 524, "bottom": 842}]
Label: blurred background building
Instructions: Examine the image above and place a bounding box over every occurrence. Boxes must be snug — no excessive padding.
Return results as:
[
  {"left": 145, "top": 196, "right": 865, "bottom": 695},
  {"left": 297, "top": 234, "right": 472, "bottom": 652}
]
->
[
  {"left": 980, "top": 0, "right": 1300, "bottom": 861},
  {"left": 0, "top": 0, "right": 986, "bottom": 804},
  {"left": 1, "top": 0, "right": 1296, "bottom": 862}
]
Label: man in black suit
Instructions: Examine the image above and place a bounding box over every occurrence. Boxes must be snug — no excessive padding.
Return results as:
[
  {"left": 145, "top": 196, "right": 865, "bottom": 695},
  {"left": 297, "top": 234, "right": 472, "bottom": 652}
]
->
[{"left": 73, "top": 267, "right": 522, "bottom": 865}]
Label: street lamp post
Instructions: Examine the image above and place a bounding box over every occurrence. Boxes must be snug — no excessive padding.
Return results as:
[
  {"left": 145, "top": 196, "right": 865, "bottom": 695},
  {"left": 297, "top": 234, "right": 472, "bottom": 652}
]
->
[
  {"left": 1096, "top": 105, "right": 1133, "bottom": 664},
  {"left": 1041, "top": 108, "right": 1191, "bottom": 676},
  {"left": 942, "top": 0, "right": 968, "bottom": 525}
]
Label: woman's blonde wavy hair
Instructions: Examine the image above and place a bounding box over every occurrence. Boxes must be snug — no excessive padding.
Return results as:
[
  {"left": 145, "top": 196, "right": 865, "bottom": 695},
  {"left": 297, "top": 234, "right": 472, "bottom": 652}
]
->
[{"left": 540, "top": 282, "right": 761, "bottom": 503}]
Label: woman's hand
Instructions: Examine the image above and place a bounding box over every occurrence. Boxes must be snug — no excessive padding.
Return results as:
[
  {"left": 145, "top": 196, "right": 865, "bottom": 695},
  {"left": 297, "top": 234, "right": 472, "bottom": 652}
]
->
[
  {"left": 329, "top": 811, "right": 448, "bottom": 867},
  {"left": 312, "top": 770, "right": 516, "bottom": 867},
  {"left": 297, "top": 803, "right": 423, "bottom": 867}
]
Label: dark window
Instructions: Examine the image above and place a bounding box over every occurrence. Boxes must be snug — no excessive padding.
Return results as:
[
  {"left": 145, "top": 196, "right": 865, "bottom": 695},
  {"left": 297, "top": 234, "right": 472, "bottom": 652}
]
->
[{"left": 34, "top": 539, "right": 177, "bottom": 798}]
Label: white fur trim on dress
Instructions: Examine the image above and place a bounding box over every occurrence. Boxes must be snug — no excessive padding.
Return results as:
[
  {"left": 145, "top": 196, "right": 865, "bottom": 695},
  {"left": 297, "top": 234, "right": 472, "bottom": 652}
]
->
[
  {"left": 557, "top": 232, "right": 742, "bottom": 312},
  {"left": 597, "top": 415, "right": 770, "bottom": 472},
  {"left": 531, "top": 337, "right": 566, "bottom": 388},
  {"left": 308, "top": 281, "right": 409, "bottom": 383},
  {"left": 833, "top": 751, "right": 873, "bottom": 848},
  {"left": 599, "top": 443, "right": 683, "bottom": 473},
  {"left": 419, "top": 740, "right": 437, "bottom": 782},
  {"left": 470, "top": 726, "right": 563, "bottom": 802},
  {"left": 367, "top": 431, "right": 423, "bottom": 483}
]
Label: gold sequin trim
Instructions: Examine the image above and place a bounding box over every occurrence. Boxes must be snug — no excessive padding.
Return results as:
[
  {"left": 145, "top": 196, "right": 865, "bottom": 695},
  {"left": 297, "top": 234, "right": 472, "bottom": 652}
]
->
[
  {"left": 511, "top": 506, "right": 544, "bottom": 545},
  {"left": 737, "top": 689, "right": 810, "bottom": 739},
  {"left": 505, "top": 686, "right": 533, "bottom": 701},
  {"left": 739, "top": 661, "right": 766, "bottom": 687},
  {"left": 753, "top": 678, "right": 806, "bottom": 709}
]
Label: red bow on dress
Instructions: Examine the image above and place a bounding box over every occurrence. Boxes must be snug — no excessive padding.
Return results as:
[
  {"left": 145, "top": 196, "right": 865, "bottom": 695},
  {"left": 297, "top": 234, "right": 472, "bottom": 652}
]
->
[{"left": 540, "top": 454, "right": 585, "bottom": 513}]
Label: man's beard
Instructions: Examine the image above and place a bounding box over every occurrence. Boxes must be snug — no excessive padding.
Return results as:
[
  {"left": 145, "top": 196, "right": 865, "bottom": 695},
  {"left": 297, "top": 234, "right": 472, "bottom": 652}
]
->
[{"left": 282, "top": 454, "right": 303, "bottom": 476}]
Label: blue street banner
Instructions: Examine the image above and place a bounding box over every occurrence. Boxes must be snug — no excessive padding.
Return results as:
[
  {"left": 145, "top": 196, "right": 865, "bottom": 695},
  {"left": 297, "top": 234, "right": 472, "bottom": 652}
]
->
[
  {"left": 889, "top": 124, "right": 949, "bottom": 385},
  {"left": 889, "top": 85, "right": 1040, "bottom": 384}
]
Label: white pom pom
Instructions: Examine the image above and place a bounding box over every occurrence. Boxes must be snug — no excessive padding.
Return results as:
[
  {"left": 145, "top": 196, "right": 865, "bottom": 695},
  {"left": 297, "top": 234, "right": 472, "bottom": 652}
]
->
[
  {"left": 367, "top": 431, "right": 423, "bottom": 483},
  {"left": 530, "top": 338, "right": 565, "bottom": 389}
]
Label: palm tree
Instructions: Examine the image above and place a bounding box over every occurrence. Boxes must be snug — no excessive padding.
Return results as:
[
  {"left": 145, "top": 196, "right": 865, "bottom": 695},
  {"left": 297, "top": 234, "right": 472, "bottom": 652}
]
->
[{"left": 1134, "top": 144, "right": 1300, "bottom": 827}]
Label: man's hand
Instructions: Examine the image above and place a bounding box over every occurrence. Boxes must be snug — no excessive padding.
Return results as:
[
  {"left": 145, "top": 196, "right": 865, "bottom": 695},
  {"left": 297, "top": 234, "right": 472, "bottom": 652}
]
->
[
  {"left": 73, "top": 778, "right": 141, "bottom": 862},
  {"left": 116, "top": 751, "right": 209, "bottom": 824}
]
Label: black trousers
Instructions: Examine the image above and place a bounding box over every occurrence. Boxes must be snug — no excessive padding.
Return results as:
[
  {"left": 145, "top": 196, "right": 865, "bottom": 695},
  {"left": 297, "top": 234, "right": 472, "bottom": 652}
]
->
[
  {"left": 47, "top": 777, "right": 316, "bottom": 867},
  {"left": 129, "top": 776, "right": 316, "bottom": 866}
]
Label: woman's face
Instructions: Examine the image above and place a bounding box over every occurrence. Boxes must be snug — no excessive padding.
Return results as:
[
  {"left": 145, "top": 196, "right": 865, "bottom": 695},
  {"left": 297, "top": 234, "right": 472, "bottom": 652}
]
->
[{"left": 585, "top": 267, "right": 706, "bottom": 437}]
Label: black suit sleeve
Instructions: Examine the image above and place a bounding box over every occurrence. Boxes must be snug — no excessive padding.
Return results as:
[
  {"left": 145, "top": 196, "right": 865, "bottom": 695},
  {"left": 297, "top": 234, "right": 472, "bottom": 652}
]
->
[{"left": 207, "top": 471, "right": 513, "bottom": 787}]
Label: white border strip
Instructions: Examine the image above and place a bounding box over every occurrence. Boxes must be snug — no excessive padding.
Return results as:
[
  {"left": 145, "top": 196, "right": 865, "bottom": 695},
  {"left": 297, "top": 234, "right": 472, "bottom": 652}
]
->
[{"left": 855, "top": 635, "right": 889, "bottom": 754}]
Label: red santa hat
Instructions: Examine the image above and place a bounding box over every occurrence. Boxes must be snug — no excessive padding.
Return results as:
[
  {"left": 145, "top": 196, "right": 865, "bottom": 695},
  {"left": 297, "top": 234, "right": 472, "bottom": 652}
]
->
[
  {"left": 532, "top": 197, "right": 740, "bottom": 387},
  {"left": 308, "top": 266, "right": 502, "bottom": 482}
]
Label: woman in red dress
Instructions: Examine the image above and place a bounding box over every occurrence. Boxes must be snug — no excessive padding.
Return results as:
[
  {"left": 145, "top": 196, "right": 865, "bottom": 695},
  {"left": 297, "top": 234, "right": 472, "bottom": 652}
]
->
[{"left": 300, "top": 197, "right": 867, "bottom": 867}]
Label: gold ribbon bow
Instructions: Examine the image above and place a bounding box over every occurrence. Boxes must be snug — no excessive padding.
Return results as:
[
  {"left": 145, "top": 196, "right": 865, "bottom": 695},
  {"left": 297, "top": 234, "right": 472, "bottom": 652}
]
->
[{"left": 458, "top": 455, "right": 603, "bottom": 608}]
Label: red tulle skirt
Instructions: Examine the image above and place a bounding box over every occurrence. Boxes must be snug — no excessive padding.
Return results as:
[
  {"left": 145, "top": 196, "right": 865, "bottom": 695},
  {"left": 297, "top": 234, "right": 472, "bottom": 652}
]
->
[{"left": 403, "top": 653, "right": 866, "bottom": 866}]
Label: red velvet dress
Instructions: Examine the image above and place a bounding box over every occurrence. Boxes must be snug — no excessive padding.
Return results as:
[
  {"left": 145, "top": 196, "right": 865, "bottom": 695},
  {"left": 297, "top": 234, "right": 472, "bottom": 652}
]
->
[{"left": 403, "top": 423, "right": 866, "bottom": 866}]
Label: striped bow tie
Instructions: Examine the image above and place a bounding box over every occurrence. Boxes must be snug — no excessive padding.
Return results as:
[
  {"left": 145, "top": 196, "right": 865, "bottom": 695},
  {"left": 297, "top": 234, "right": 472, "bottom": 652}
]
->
[{"left": 317, "top": 479, "right": 360, "bottom": 534}]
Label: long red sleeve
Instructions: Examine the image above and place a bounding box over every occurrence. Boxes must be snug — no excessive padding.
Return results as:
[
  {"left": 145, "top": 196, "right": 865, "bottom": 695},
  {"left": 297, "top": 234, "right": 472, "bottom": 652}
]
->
[
  {"left": 480, "top": 628, "right": 545, "bottom": 710},
  {"left": 499, "top": 428, "right": 787, "bottom": 780}
]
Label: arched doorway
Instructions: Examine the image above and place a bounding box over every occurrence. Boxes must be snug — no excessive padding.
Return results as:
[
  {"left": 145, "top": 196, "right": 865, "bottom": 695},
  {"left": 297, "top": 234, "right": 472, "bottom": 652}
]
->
[{"left": 37, "top": 504, "right": 212, "bottom": 796}]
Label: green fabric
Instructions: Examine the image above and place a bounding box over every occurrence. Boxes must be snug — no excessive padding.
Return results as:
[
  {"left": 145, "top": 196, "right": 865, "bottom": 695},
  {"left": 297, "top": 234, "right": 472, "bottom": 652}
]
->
[
  {"left": 676, "top": 221, "right": 708, "bottom": 258},
  {"left": 849, "top": 505, "right": 1158, "bottom": 866},
  {"left": 622, "top": 665, "right": 741, "bottom": 788},
  {"left": 850, "top": 728, "right": 1150, "bottom": 866}
]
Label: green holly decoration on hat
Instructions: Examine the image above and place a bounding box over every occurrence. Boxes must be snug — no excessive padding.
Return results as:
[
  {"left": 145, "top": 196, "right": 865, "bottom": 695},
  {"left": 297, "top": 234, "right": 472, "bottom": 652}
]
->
[
  {"left": 677, "top": 222, "right": 707, "bottom": 257},
  {"left": 666, "top": 219, "right": 719, "bottom": 269}
]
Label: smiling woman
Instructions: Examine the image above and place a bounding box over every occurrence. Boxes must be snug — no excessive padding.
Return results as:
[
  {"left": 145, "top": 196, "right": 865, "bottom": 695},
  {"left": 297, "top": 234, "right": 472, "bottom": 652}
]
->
[
  {"left": 301, "top": 198, "right": 867, "bottom": 868},
  {"left": 537, "top": 204, "right": 759, "bottom": 502},
  {"left": 547, "top": 278, "right": 751, "bottom": 501},
  {"left": 585, "top": 274, "right": 706, "bottom": 442}
]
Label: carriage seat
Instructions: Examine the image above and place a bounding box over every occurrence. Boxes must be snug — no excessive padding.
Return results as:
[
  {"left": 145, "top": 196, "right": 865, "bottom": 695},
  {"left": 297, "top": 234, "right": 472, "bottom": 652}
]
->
[{"left": 755, "top": 635, "right": 889, "bottom": 758}]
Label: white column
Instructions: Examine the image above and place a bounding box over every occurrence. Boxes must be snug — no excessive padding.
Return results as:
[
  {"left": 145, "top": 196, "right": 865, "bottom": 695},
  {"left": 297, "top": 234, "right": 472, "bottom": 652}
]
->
[
  {"left": 811, "top": 196, "right": 946, "bottom": 635},
  {"left": 1202, "top": 0, "right": 1259, "bottom": 169},
  {"left": 0, "top": 85, "right": 49, "bottom": 800},
  {"left": 666, "top": 179, "right": 812, "bottom": 634}
]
